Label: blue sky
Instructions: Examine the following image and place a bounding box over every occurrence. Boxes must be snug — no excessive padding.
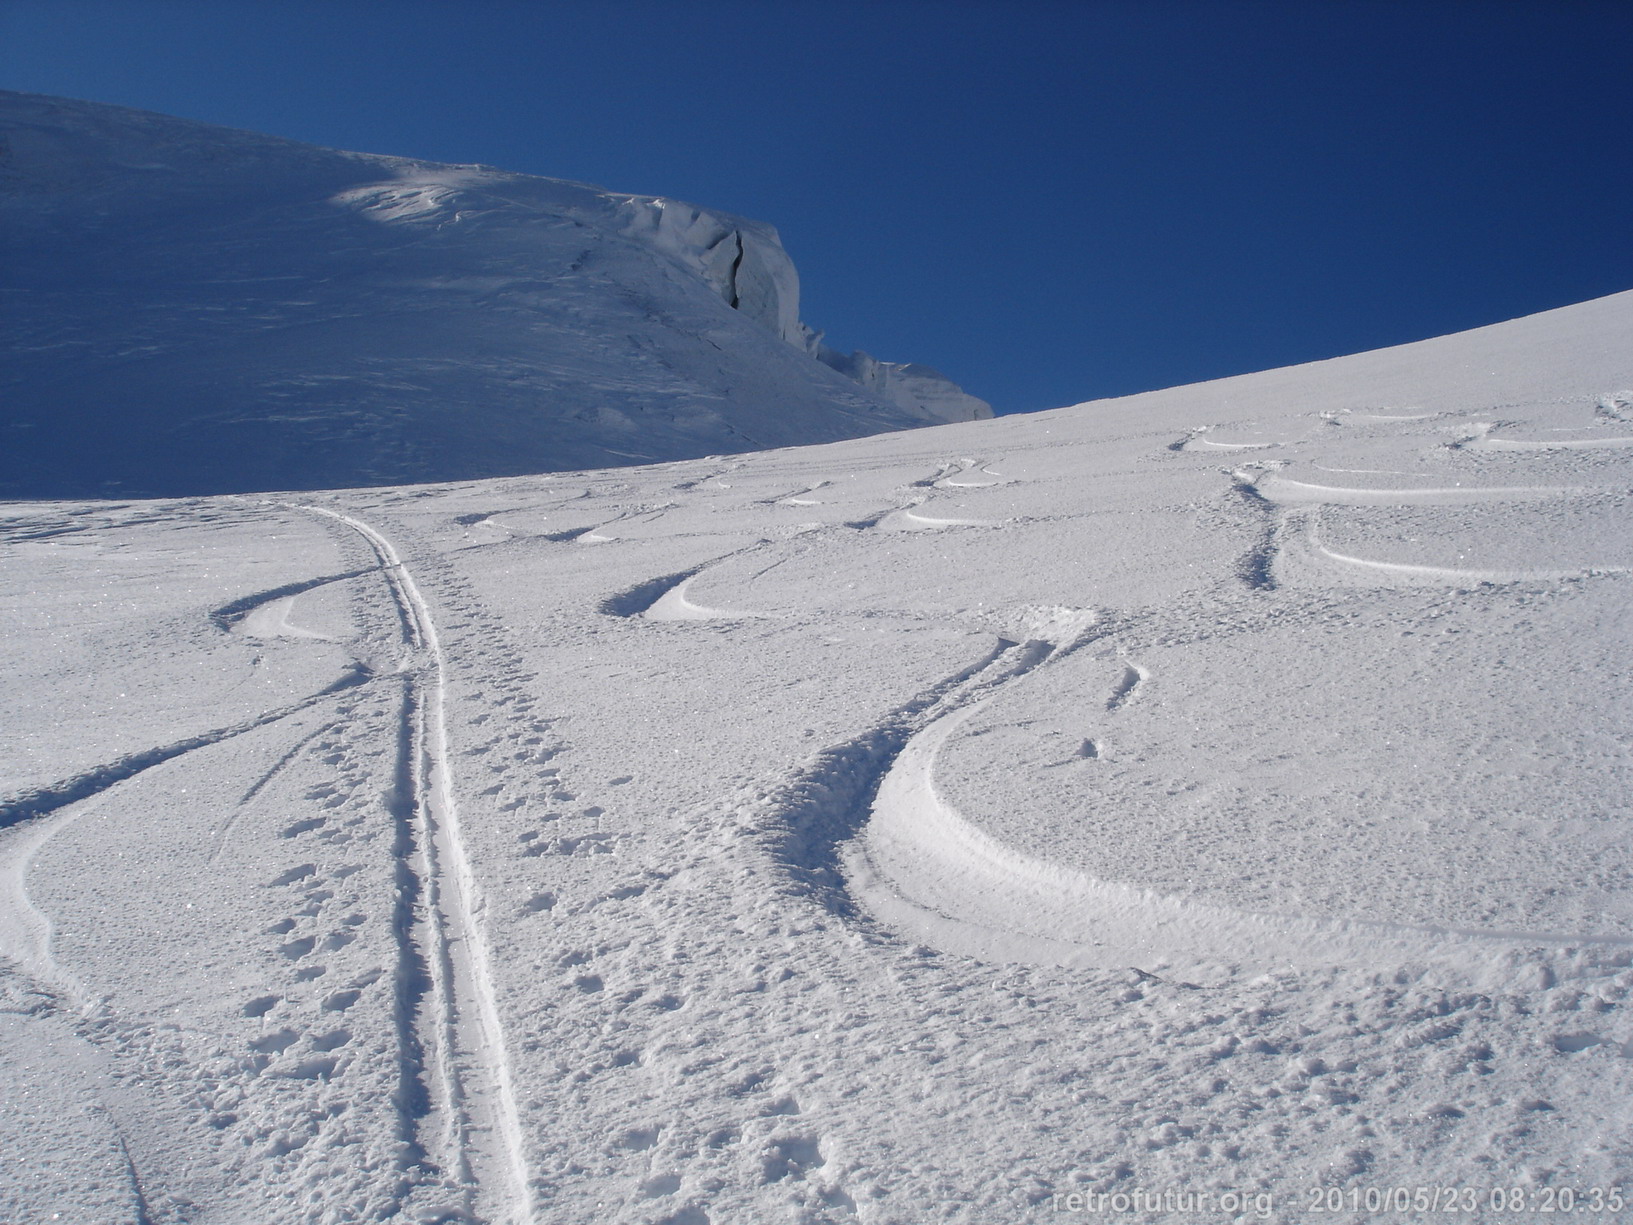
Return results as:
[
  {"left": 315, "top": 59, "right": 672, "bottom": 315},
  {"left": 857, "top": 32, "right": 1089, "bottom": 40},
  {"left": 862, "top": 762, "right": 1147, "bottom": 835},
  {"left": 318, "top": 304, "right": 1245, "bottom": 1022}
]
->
[{"left": 4, "top": 0, "right": 1630, "bottom": 414}]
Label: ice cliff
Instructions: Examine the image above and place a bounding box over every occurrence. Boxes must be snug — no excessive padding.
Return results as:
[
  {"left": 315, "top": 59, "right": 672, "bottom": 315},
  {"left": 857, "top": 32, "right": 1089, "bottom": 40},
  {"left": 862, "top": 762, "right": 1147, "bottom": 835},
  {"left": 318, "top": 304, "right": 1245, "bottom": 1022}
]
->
[{"left": 619, "top": 197, "right": 991, "bottom": 423}]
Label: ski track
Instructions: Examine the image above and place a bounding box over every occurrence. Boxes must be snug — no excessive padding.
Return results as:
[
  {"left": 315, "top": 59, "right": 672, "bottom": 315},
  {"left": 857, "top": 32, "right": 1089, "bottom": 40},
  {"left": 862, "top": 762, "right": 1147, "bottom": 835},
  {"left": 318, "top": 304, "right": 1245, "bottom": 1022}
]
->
[
  {"left": 112, "top": 1129, "right": 157, "bottom": 1225},
  {"left": 833, "top": 633, "right": 1633, "bottom": 981},
  {"left": 0, "top": 791, "right": 114, "bottom": 1006},
  {"left": 907, "top": 462, "right": 959, "bottom": 489},
  {"left": 934, "top": 459, "right": 1005, "bottom": 488},
  {"left": 597, "top": 567, "right": 705, "bottom": 618},
  {"left": 206, "top": 718, "right": 345, "bottom": 869},
  {"left": 236, "top": 594, "right": 336, "bottom": 641},
  {"left": 208, "top": 566, "right": 376, "bottom": 632},
  {"left": 1259, "top": 476, "right": 1594, "bottom": 505},
  {"left": 1309, "top": 532, "right": 1629, "bottom": 584},
  {"left": 300, "top": 504, "right": 533, "bottom": 1225},
  {"left": 819, "top": 409, "right": 1633, "bottom": 977},
  {"left": 237, "top": 721, "right": 337, "bottom": 806},
  {"left": 1474, "top": 434, "right": 1633, "bottom": 450},
  {"left": 1345, "top": 410, "right": 1438, "bottom": 422},
  {"left": 760, "top": 632, "right": 1074, "bottom": 915},
  {"left": 1192, "top": 436, "right": 1279, "bottom": 450},
  {"left": 0, "top": 668, "right": 371, "bottom": 834},
  {"left": 892, "top": 506, "right": 997, "bottom": 530},
  {"left": 644, "top": 574, "right": 765, "bottom": 621}
]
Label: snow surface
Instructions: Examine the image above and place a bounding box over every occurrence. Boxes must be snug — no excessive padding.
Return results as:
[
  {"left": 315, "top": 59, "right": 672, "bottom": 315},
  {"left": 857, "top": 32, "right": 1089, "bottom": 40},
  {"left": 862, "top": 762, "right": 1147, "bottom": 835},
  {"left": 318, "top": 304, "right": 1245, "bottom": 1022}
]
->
[
  {"left": 2, "top": 283, "right": 1631, "bottom": 1223},
  {"left": 0, "top": 91, "right": 988, "bottom": 500}
]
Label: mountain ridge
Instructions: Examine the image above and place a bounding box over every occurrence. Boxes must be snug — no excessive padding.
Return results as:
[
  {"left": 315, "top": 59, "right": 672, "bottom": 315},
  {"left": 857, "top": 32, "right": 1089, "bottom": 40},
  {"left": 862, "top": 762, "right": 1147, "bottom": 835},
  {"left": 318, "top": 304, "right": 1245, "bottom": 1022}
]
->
[{"left": 0, "top": 90, "right": 989, "bottom": 498}]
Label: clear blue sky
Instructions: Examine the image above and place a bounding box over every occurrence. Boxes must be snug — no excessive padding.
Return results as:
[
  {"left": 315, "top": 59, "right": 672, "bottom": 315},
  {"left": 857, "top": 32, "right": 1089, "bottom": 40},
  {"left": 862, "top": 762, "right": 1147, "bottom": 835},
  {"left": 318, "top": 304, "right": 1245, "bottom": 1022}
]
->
[{"left": 4, "top": 0, "right": 1630, "bottom": 414}]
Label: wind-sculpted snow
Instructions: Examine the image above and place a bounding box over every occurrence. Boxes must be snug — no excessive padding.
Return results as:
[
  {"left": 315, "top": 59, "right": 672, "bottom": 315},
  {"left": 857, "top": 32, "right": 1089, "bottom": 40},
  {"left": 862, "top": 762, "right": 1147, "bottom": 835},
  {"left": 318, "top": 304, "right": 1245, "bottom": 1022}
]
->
[
  {"left": 2, "top": 291, "right": 1632, "bottom": 1221},
  {"left": 0, "top": 90, "right": 988, "bottom": 500}
]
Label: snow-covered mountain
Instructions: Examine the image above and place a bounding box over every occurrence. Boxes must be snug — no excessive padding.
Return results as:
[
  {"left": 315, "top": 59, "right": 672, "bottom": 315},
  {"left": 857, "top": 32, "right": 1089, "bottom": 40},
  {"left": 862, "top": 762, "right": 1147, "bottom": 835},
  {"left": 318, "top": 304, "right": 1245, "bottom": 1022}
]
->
[
  {"left": 0, "top": 91, "right": 988, "bottom": 499},
  {"left": 3, "top": 282, "right": 1630, "bottom": 1223}
]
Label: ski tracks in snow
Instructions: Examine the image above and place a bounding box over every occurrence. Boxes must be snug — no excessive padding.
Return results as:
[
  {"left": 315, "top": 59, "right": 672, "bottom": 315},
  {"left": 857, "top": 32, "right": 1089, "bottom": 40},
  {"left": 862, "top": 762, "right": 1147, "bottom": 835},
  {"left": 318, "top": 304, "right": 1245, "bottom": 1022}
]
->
[
  {"left": 301, "top": 505, "right": 532, "bottom": 1224},
  {"left": 741, "top": 403, "right": 1633, "bottom": 980},
  {"left": 0, "top": 504, "right": 538, "bottom": 1221},
  {"left": 1210, "top": 398, "right": 1633, "bottom": 590},
  {"left": 777, "top": 600, "right": 1633, "bottom": 983},
  {"left": 0, "top": 671, "right": 373, "bottom": 1011}
]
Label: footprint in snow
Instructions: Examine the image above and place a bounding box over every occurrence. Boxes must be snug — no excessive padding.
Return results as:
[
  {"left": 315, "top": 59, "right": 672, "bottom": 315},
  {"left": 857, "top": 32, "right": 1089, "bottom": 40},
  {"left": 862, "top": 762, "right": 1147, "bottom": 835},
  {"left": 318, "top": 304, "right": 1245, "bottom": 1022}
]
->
[{"left": 242, "top": 994, "right": 280, "bottom": 1017}]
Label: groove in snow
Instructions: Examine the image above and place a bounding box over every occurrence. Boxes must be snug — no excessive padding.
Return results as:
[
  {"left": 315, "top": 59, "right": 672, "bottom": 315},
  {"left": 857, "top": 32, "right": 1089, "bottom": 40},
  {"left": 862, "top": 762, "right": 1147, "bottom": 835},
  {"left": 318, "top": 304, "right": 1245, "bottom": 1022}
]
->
[{"left": 302, "top": 505, "right": 533, "bottom": 1225}]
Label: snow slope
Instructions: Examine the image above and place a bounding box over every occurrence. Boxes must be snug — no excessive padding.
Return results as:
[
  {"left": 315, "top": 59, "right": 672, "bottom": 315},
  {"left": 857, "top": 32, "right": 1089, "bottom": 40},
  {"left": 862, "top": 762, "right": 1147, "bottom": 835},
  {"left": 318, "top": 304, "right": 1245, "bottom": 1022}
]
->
[
  {"left": 2, "top": 275, "right": 1631, "bottom": 1221},
  {"left": 0, "top": 91, "right": 988, "bottom": 500}
]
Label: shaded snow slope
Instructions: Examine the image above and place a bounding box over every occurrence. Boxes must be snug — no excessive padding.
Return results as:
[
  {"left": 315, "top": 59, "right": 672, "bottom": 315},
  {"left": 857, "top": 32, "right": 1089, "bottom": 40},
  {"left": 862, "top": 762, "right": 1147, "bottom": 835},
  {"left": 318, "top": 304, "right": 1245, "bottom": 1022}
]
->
[
  {"left": 1, "top": 291, "right": 1630, "bottom": 1222},
  {"left": 0, "top": 91, "right": 988, "bottom": 500}
]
